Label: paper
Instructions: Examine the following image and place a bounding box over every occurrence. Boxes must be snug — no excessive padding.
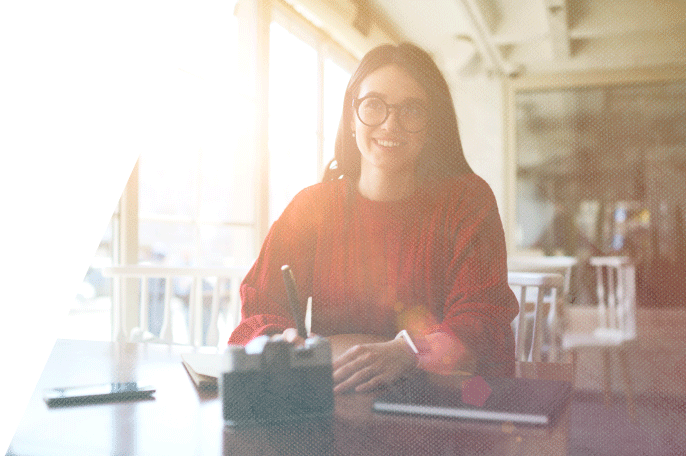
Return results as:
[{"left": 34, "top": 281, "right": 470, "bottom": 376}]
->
[{"left": 181, "top": 353, "right": 222, "bottom": 378}]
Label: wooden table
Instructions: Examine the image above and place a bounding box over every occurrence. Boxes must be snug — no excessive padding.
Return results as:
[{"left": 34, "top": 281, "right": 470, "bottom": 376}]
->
[{"left": 7, "top": 339, "right": 572, "bottom": 456}]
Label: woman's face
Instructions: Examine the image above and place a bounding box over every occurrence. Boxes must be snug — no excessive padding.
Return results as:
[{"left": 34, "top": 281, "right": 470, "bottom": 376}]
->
[{"left": 352, "top": 64, "right": 430, "bottom": 178}]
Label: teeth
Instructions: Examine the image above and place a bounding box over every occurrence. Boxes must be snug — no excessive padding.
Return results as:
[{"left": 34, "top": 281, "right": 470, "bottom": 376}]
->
[{"left": 377, "top": 139, "right": 402, "bottom": 147}]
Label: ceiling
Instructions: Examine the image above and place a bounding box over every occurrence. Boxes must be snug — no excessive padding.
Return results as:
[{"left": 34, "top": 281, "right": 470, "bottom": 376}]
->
[{"left": 368, "top": 0, "right": 686, "bottom": 79}]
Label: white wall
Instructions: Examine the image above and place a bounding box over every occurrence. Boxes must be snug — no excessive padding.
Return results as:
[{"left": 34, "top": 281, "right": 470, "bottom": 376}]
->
[{"left": 451, "top": 74, "right": 507, "bottom": 215}]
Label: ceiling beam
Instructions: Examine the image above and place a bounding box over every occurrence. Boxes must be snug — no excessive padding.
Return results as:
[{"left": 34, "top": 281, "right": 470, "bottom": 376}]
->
[
  {"left": 457, "top": 0, "right": 519, "bottom": 76},
  {"left": 542, "top": 0, "right": 571, "bottom": 59}
]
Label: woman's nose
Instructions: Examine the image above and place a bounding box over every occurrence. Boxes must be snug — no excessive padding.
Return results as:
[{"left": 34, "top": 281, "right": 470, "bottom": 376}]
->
[{"left": 381, "top": 106, "right": 402, "bottom": 130}]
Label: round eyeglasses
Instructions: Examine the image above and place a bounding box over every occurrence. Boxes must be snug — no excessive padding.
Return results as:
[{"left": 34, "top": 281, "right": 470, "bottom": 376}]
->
[{"left": 353, "top": 96, "right": 429, "bottom": 133}]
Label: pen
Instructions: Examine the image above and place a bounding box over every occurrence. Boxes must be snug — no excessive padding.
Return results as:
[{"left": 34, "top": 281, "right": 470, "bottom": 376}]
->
[{"left": 281, "top": 265, "right": 308, "bottom": 339}]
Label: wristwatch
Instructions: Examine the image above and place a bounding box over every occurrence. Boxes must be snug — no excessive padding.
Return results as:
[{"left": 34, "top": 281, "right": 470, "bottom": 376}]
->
[{"left": 395, "top": 329, "right": 419, "bottom": 355}]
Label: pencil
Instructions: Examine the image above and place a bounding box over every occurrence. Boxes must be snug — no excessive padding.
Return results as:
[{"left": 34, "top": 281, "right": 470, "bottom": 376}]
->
[{"left": 281, "top": 265, "right": 307, "bottom": 339}]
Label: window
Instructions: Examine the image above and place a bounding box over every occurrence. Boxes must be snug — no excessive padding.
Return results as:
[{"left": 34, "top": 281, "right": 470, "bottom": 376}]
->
[
  {"left": 267, "top": 12, "right": 353, "bottom": 223},
  {"left": 268, "top": 21, "right": 319, "bottom": 223},
  {"left": 58, "top": 212, "right": 119, "bottom": 341},
  {"left": 323, "top": 58, "right": 352, "bottom": 167},
  {"left": 64, "top": 0, "right": 356, "bottom": 341},
  {"left": 137, "top": 0, "right": 251, "bottom": 269}
]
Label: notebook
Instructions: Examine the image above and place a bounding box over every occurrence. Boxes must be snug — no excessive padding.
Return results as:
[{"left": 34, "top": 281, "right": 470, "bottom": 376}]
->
[
  {"left": 373, "top": 372, "right": 572, "bottom": 426},
  {"left": 181, "top": 353, "right": 221, "bottom": 391}
]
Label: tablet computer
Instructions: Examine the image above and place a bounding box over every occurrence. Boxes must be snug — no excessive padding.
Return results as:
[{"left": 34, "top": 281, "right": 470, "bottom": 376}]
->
[{"left": 373, "top": 373, "right": 571, "bottom": 426}]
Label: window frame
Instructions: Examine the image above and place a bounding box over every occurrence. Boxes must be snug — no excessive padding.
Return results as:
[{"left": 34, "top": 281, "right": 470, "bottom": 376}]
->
[{"left": 270, "top": 1, "right": 357, "bottom": 182}]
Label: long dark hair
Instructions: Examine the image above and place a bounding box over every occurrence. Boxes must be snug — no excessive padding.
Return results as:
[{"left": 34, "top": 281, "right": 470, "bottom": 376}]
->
[{"left": 322, "top": 42, "right": 473, "bottom": 183}]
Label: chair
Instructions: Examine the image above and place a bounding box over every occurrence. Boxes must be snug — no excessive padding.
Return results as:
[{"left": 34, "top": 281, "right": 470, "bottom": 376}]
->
[
  {"left": 507, "top": 271, "right": 564, "bottom": 362},
  {"left": 561, "top": 256, "right": 636, "bottom": 417},
  {"left": 507, "top": 255, "right": 578, "bottom": 361},
  {"left": 507, "top": 255, "right": 577, "bottom": 297},
  {"left": 100, "top": 266, "right": 249, "bottom": 348}
]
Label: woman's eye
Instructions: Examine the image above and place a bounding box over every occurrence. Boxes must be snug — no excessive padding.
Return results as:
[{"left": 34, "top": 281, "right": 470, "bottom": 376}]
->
[
  {"left": 365, "top": 98, "right": 385, "bottom": 112},
  {"left": 403, "top": 103, "right": 424, "bottom": 118}
]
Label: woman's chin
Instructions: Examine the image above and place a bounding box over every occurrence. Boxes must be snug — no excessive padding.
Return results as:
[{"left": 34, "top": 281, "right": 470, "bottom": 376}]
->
[{"left": 361, "top": 155, "right": 417, "bottom": 175}]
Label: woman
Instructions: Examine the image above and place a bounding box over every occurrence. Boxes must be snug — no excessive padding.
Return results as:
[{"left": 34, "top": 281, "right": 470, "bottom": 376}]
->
[{"left": 229, "top": 42, "right": 518, "bottom": 393}]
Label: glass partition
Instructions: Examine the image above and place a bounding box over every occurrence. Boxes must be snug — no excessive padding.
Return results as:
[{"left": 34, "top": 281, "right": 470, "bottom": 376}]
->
[{"left": 514, "top": 80, "right": 686, "bottom": 306}]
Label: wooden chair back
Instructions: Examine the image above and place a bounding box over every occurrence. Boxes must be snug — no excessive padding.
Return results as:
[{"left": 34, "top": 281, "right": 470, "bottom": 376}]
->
[
  {"left": 588, "top": 256, "right": 637, "bottom": 341},
  {"left": 101, "top": 266, "right": 248, "bottom": 347},
  {"left": 508, "top": 271, "right": 564, "bottom": 362}
]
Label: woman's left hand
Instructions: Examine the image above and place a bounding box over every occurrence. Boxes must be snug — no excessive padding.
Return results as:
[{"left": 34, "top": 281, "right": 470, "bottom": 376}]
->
[{"left": 332, "top": 339, "right": 418, "bottom": 393}]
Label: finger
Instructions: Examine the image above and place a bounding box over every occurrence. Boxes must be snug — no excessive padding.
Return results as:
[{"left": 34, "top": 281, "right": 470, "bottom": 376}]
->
[
  {"left": 282, "top": 328, "right": 306, "bottom": 346},
  {"left": 332, "top": 347, "right": 359, "bottom": 370},
  {"left": 354, "top": 359, "right": 408, "bottom": 392},
  {"left": 354, "top": 374, "right": 388, "bottom": 393},
  {"left": 282, "top": 328, "right": 298, "bottom": 341},
  {"left": 332, "top": 359, "right": 365, "bottom": 384},
  {"left": 333, "top": 344, "right": 368, "bottom": 370},
  {"left": 333, "top": 363, "right": 379, "bottom": 393},
  {"left": 332, "top": 351, "right": 375, "bottom": 383}
]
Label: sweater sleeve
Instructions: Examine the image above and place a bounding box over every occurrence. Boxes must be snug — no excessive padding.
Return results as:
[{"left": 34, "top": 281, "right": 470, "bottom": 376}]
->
[
  {"left": 228, "top": 186, "right": 321, "bottom": 345},
  {"left": 424, "top": 176, "right": 518, "bottom": 376}
]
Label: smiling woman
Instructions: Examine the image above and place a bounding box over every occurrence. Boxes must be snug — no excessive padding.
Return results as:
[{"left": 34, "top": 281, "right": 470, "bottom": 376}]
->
[
  {"left": 352, "top": 64, "right": 430, "bottom": 201},
  {"left": 230, "top": 43, "right": 519, "bottom": 393}
]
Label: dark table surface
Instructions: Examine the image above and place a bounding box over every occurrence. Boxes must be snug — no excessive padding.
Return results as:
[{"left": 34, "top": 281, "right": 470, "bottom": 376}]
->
[{"left": 7, "top": 338, "right": 573, "bottom": 456}]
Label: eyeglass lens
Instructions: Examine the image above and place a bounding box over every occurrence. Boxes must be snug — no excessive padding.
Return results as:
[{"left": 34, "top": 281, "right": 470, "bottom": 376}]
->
[{"left": 356, "top": 97, "right": 428, "bottom": 132}]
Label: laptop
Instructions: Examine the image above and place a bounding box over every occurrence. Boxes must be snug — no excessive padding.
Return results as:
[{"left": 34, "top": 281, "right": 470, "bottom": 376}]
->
[{"left": 373, "top": 372, "right": 572, "bottom": 426}]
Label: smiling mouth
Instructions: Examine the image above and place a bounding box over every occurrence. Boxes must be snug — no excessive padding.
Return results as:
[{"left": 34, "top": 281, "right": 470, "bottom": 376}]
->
[{"left": 375, "top": 138, "right": 404, "bottom": 148}]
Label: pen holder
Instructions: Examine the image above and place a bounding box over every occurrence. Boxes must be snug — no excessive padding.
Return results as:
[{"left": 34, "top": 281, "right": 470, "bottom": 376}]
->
[{"left": 220, "top": 335, "right": 334, "bottom": 426}]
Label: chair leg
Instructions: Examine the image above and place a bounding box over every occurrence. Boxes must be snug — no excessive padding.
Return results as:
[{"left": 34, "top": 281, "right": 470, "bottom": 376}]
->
[
  {"left": 617, "top": 347, "right": 637, "bottom": 420},
  {"left": 602, "top": 349, "right": 613, "bottom": 407},
  {"left": 570, "top": 350, "right": 578, "bottom": 385}
]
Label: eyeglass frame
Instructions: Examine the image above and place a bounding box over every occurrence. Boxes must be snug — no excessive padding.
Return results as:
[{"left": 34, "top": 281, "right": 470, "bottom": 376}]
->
[{"left": 352, "top": 95, "right": 430, "bottom": 133}]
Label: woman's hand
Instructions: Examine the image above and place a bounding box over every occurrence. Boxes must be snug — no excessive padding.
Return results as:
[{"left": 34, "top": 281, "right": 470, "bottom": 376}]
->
[
  {"left": 272, "top": 327, "right": 307, "bottom": 346},
  {"left": 332, "top": 338, "right": 418, "bottom": 393}
]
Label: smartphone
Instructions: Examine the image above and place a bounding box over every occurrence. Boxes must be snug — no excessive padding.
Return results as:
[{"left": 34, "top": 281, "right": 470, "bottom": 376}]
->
[{"left": 43, "top": 382, "right": 155, "bottom": 407}]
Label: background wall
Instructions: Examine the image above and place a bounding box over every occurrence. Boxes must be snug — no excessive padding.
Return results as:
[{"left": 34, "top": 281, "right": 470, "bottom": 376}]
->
[{"left": 451, "top": 75, "right": 507, "bottom": 215}]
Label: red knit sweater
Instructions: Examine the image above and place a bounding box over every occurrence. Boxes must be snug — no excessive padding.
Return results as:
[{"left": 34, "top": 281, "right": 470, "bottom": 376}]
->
[{"left": 229, "top": 174, "right": 518, "bottom": 375}]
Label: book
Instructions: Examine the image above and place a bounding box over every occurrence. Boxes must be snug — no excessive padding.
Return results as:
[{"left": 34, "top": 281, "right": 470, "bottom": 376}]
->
[
  {"left": 373, "top": 372, "right": 572, "bottom": 426},
  {"left": 181, "top": 353, "right": 221, "bottom": 391}
]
